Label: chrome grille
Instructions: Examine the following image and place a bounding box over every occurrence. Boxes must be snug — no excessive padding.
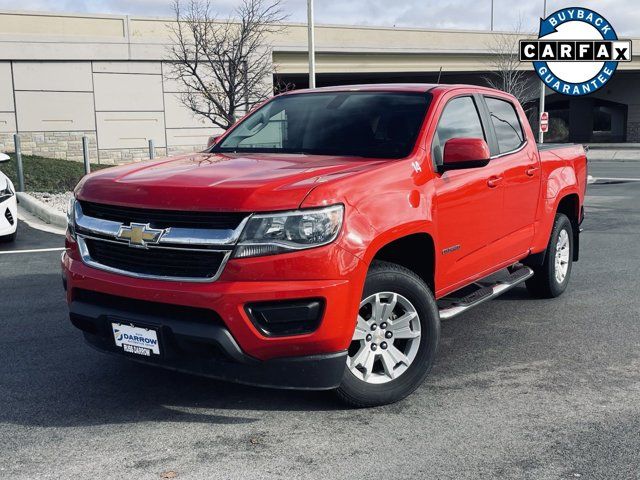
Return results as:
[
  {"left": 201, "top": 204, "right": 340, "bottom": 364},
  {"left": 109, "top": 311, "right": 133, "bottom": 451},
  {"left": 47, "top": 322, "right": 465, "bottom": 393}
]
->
[
  {"left": 84, "top": 238, "right": 227, "bottom": 279},
  {"left": 74, "top": 201, "right": 250, "bottom": 282},
  {"left": 79, "top": 201, "right": 246, "bottom": 230}
]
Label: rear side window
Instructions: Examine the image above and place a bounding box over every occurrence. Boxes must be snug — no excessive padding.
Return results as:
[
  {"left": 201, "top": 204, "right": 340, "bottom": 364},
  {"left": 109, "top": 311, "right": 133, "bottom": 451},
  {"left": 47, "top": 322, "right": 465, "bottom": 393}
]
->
[
  {"left": 432, "top": 96, "right": 485, "bottom": 166},
  {"left": 485, "top": 97, "right": 524, "bottom": 153}
]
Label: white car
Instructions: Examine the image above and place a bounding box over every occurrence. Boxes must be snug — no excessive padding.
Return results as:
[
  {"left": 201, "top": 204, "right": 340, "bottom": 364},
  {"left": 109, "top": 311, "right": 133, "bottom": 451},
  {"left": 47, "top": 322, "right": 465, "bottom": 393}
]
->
[{"left": 0, "top": 153, "right": 17, "bottom": 242}]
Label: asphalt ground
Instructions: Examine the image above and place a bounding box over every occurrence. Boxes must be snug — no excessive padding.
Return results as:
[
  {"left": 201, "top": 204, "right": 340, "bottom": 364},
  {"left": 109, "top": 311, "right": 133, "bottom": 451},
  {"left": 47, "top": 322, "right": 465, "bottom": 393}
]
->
[
  {"left": 1, "top": 161, "right": 639, "bottom": 479},
  {"left": 588, "top": 160, "right": 640, "bottom": 180}
]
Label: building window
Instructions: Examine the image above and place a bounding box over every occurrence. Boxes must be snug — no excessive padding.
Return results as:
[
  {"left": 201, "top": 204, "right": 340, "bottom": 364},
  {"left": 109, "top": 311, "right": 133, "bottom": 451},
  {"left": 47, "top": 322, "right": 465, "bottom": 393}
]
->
[{"left": 593, "top": 107, "right": 613, "bottom": 134}]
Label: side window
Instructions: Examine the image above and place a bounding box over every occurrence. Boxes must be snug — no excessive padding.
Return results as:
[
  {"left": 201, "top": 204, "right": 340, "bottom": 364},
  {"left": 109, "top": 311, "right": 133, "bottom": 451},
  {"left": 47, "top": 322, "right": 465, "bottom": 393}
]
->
[
  {"left": 432, "top": 96, "right": 485, "bottom": 166},
  {"left": 485, "top": 97, "right": 524, "bottom": 153}
]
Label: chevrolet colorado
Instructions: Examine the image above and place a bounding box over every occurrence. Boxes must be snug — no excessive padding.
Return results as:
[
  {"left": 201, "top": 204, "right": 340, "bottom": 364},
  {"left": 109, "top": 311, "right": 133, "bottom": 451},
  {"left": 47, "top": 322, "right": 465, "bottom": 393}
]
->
[{"left": 62, "top": 84, "right": 587, "bottom": 407}]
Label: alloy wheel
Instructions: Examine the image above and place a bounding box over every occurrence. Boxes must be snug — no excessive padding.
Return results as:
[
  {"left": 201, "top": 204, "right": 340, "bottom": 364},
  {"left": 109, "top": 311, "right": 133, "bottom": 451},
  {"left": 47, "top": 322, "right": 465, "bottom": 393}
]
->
[
  {"left": 554, "top": 229, "right": 570, "bottom": 284},
  {"left": 347, "top": 292, "right": 421, "bottom": 384}
]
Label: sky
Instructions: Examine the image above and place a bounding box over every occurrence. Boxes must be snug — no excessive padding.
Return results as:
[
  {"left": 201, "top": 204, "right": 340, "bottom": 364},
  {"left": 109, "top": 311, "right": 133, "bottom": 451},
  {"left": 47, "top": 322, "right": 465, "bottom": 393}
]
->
[{"left": 0, "top": 0, "right": 638, "bottom": 35}]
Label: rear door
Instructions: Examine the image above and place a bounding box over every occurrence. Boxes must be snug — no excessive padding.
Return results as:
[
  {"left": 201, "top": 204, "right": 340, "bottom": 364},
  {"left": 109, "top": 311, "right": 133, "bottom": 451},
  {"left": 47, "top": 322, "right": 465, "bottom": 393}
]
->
[
  {"left": 431, "top": 93, "right": 505, "bottom": 294},
  {"left": 481, "top": 96, "right": 541, "bottom": 261}
]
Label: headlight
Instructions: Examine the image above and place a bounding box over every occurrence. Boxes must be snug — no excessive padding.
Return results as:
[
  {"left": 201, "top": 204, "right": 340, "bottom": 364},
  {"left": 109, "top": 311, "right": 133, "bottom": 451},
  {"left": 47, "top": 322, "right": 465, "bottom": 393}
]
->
[
  {"left": 0, "top": 183, "right": 13, "bottom": 203},
  {"left": 234, "top": 205, "right": 344, "bottom": 258},
  {"left": 67, "top": 197, "right": 77, "bottom": 239}
]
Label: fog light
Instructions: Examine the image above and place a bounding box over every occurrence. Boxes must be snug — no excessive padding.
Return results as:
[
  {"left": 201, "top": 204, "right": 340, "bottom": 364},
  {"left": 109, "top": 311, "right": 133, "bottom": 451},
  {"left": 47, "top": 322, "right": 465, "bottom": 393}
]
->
[{"left": 245, "top": 299, "right": 324, "bottom": 337}]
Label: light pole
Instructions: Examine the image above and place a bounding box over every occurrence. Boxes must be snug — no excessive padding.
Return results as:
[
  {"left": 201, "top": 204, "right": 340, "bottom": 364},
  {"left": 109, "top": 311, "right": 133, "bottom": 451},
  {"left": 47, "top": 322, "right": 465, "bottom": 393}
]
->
[
  {"left": 307, "top": 0, "right": 316, "bottom": 89},
  {"left": 490, "top": 0, "right": 494, "bottom": 31},
  {"left": 538, "top": 0, "right": 547, "bottom": 143}
]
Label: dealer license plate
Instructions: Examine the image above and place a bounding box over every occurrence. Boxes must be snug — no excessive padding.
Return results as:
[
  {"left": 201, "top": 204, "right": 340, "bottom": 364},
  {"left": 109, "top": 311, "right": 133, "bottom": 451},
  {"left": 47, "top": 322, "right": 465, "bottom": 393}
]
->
[{"left": 111, "top": 323, "right": 160, "bottom": 356}]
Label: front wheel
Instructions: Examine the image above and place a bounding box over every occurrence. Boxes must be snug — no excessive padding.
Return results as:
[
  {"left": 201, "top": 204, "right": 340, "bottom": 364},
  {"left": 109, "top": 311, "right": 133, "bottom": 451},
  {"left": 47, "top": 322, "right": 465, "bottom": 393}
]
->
[
  {"left": 526, "top": 213, "right": 573, "bottom": 298},
  {"left": 336, "top": 261, "right": 440, "bottom": 407}
]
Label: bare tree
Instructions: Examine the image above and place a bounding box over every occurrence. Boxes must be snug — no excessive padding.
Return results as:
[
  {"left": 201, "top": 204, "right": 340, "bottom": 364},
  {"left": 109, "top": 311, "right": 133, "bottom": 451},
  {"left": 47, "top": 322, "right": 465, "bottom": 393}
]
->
[
  {"left": 167, "top": 0, "right": 287, "bottom": 130},
  {"left": 484, "top": 19, "right": 537, "bottom": 107},
  {"left": 273, "top": 69, "right": 296, "bottom": 94}
]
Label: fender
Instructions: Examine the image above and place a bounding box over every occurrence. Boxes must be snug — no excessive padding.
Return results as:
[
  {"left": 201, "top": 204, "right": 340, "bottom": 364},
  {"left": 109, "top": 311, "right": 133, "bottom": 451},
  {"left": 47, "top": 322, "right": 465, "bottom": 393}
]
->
[
  {"left": 358, "top": 222, "right": 438, "bottom": 295},
  {"left": 361, "top": 221, "right": 436, "bottom": 266},
  {"left": 545, "top": 166, "right": 577, "bottom": 200},
  {"left": 531, "top": 183, "right": 581, "bottom": 255},
  {"left": 301, "top": 153, "right": 437, "bottom": 262}
]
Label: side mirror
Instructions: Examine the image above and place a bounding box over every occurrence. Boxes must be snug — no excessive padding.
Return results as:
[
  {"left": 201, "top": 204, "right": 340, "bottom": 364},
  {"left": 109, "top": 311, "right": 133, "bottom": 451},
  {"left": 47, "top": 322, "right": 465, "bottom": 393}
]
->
[
  {"left": 207, "top": 135, "right": 222, "bottom": 149},
  {"left": 0, "top": 153, "right": 10, "bottom": 163},
  {"left": 441, "top": 138, "right": 490, "bottom": 171}
]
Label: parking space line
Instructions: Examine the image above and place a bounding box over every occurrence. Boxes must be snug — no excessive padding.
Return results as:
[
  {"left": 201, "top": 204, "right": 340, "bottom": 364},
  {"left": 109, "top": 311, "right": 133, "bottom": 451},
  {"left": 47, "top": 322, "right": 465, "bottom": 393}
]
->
[{"left": 0, "top": 247, "right": 65, "bottom": 255}]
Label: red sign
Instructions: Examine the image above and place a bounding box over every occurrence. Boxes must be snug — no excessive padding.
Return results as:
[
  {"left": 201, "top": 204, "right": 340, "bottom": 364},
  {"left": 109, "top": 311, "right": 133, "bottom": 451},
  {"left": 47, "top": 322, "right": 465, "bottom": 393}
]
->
[{"left": 540, "top": 112, "right": 549, "bottom": 133}]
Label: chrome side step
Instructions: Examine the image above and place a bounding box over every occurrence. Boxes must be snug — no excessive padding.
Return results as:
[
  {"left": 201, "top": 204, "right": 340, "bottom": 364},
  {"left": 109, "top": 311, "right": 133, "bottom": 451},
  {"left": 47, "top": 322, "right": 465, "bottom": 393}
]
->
[{"left": 438, "top": 266, "right": 534, "bottom": 320}]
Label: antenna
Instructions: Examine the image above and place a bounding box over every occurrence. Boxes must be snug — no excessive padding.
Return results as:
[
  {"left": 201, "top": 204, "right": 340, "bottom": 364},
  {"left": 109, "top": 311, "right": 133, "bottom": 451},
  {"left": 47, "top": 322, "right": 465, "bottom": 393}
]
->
[{"left": 436, "top": 67, "right": 443, "bottom": 84}]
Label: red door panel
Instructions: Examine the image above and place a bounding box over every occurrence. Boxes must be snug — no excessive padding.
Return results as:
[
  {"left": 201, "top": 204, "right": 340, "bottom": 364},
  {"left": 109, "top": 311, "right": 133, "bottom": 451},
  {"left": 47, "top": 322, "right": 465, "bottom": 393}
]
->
[
  {"left": 434, "top": 163, "right": 504, "bottom": 293},
  {"left": 497, "top": 146, "right": 541, "bottom": 258},
  {"left": 430, "top": 93, "right": 506, "bottom": 294}
]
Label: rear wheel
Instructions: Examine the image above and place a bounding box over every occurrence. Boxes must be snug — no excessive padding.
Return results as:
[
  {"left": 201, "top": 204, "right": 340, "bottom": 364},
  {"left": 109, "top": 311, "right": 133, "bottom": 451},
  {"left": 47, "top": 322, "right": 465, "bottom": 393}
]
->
[
  {"left": 526, "top": 213, "right": 573, "bottom": 298},
  {"left": 336, "top": 261, "right": 440, "bottom": 407}
]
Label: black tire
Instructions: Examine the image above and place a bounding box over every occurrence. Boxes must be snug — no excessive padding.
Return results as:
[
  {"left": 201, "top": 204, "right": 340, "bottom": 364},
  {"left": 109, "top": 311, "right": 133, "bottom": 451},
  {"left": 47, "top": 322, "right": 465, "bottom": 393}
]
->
[
  {"left": 526, "top": 213, "right": 573, "bottom": 298},
  {"left": 335, "top": 260, "right": 440, "bottom": 407}
]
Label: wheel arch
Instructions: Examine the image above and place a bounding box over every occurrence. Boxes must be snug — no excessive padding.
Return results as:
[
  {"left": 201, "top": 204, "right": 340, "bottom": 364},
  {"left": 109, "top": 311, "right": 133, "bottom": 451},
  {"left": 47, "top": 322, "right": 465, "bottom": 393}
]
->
[
  {"left": 556, "top": 192, "right": 581, "bottom": 261},
  {"left": 527, "top": 190, "right": 581, "bottom": 267},
  {"left": 366, "top": 229, "right": 436, "bottom": 292}
]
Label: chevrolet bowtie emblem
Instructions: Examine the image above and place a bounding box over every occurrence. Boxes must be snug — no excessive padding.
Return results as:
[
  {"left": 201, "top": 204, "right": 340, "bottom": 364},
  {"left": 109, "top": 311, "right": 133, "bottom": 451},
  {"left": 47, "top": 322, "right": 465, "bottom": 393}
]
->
[{"left": 116, "top": 223, "right": 165, "bottom": 248}]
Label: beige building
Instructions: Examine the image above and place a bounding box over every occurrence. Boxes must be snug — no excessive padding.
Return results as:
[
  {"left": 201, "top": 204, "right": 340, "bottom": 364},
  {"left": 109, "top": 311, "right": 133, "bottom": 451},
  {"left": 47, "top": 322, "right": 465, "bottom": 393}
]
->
[{"left": 0, "top": 10, "right": 638, "bottom": 163}]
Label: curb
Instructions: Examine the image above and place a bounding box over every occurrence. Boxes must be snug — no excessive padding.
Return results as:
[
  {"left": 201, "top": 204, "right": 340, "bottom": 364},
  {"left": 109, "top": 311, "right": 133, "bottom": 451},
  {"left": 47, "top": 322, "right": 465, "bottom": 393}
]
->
[
  {"left": 586, "top": 144, "right": 640, "bottom": 150},
  {"left": 16, "top": 192, "right": 67, "bottom": 229},
  {"left": 587, "top": 153, "right": 640, "bottom": 162},
  {"left": 587, "top": 157, "right": 640, "bottom": 162}
]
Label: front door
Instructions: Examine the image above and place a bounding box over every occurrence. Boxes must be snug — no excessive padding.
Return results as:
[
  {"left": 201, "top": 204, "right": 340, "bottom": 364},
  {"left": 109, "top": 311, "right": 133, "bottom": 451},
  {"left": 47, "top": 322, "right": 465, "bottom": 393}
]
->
[{"left": 431, "top": 94, "right": 505, "bottom": 295}]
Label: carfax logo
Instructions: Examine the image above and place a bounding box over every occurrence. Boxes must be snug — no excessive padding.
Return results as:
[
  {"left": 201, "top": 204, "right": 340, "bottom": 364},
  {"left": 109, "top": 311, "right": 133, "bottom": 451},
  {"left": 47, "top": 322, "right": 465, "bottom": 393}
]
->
[{"left": 519, "top": 7, "right": 632, "bottom": 96}]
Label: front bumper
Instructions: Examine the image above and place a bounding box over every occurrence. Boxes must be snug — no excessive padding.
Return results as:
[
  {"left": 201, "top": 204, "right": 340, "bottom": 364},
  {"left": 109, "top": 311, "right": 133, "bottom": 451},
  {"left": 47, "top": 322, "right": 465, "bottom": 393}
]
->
[
  {"left": 62, "top": 237, "right": 366, "bottom": 389},
  {"left": 0, "top": 196, "right": 17, "bottom": 236},
  {"left": 71, "top": 295, "right": 347, "bottom": 389}
]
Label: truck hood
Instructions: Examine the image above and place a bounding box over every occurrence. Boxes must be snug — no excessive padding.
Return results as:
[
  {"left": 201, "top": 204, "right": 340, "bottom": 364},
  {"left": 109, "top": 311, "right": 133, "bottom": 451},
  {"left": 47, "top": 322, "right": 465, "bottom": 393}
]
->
[{"left": 76, "top": 152, "right": 385, "bottom": 212}]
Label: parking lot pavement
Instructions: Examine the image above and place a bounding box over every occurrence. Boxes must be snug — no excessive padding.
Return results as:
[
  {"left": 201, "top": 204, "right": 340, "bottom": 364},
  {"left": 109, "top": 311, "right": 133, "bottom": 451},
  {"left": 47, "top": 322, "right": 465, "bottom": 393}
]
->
[
  {"left": 1, "top": 162, "right": 639, "bottom": 480},
  {"left": 0, "top": 212, "right": 64, "bottom": 253},
  {"left": 587, "top": 159, "right": 640, "bottom": 180}
]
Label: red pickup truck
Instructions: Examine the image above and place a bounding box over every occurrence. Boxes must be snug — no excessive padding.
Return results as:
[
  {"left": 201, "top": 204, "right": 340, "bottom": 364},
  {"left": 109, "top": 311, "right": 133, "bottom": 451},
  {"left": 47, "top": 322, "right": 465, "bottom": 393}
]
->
[{"left": 63, "top": 84, "right": 587, "bottom": 406}]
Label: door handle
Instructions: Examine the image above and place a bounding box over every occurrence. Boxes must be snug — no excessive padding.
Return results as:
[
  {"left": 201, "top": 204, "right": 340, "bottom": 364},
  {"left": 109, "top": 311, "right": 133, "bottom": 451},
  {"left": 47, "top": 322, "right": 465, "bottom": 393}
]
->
[
  {"left": 525, "top": 166, "right": 539, "bottom": 177},
  {"left": 487, "top": 176, "right": 503, "bottom": 188}
]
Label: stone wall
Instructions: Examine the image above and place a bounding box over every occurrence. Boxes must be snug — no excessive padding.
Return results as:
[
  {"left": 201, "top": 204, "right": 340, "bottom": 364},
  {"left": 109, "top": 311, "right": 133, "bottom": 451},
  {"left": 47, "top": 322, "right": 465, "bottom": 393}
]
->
[
  {"left": 12, "top": 131, "right": 98, "bottom": 162},
  {"left": 0, "top": 131, "right": 203, "bottom": 164},
  {"left": 96, "top": 145, "right": 205, "bottom": 164},
  {"left": 98, "top": 147, "right": 168, "bottom": 164},
  {"left": 0, "top": 133, "right": 14, "bottom": 154},
  {"left": 627, "top": 122, "right": 640, "bottom": 142}
]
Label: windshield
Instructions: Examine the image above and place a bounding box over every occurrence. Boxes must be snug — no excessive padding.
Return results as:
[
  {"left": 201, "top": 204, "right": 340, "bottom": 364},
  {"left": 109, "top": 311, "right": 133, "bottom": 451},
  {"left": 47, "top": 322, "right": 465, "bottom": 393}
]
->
[{"left": 214, "top": 91, "right": 431, "bottom": 159}]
